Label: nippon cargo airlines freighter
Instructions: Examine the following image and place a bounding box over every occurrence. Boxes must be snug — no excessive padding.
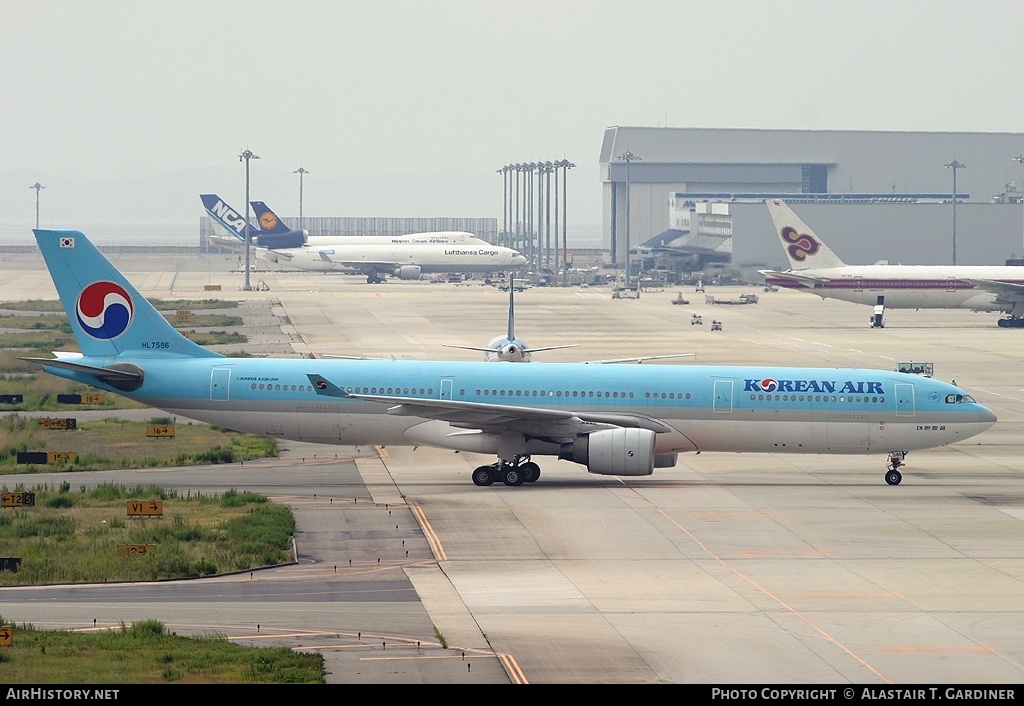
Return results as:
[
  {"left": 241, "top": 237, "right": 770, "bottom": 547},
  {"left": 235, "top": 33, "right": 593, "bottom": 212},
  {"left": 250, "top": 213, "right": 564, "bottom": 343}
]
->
[
  {"left": 761, "top": 200, "right": 1024, "bottom": 327},
  {"left": 26, "top": 228, "right": 995, "bottom": 487},
  {"left": 201, "top": 193, "right": 526, "bottom": 283}
]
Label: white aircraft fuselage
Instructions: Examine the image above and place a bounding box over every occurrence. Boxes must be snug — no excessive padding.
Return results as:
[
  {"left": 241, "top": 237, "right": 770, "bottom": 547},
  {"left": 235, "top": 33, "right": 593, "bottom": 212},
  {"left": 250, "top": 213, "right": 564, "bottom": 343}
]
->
[
  {"left": 263, "top": 237, "right": 526, "bottom": 276},
  {"left": 763, "top": 265, "right": 1024, "bottom": 312}
]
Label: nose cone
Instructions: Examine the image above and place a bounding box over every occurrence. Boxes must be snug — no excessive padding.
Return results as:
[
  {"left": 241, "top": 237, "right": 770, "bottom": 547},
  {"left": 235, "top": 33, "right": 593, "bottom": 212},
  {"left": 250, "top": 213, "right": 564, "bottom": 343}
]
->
[
  {"left": 978, "top": 404, "right": 998, "bottom": 428},
  {"left": 512, "top": 254, "right": 527, "bottom": 266}
]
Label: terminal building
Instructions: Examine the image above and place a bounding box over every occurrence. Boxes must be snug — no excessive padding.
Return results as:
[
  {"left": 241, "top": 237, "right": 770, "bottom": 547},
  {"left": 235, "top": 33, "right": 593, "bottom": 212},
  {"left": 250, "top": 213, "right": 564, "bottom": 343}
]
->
[{"left": 600, "top": 127, "right": 1024, "bottom": 278}]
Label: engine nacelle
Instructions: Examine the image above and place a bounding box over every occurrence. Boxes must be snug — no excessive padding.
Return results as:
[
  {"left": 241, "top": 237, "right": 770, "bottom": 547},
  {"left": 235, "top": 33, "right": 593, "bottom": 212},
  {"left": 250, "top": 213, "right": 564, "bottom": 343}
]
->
[
  {"left": 560, "top": 428, "right": 656, "bottom": 476},
  {"left": 654, "top": 453, "right": 678, "bottom": 468},
  {"left": 396, "top": 265, "right": 422, "bottom": 280},
  {"left": 255, "top": 232, "right": 306, "bottom": 249}
]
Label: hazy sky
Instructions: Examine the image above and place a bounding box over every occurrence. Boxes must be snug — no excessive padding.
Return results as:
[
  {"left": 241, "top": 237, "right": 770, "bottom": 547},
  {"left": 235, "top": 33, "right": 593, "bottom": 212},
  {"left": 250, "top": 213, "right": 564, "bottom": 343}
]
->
[{"left": 5, "top": 1, "right": 1024, "bottom": 233}]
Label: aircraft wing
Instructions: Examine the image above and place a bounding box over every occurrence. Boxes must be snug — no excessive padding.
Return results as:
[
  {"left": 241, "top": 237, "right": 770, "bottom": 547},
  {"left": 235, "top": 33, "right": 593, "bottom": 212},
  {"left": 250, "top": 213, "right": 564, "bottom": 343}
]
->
[
  {"left": 329, "top": 260, "right": 403, "bottom": 274},
  {"left": 522, "top": 344, "right": 582, "bottom": 353},
  {"left": 583, "top": 353, "right": 695, "bottom": 364},
  {"left": 966, "top": 279, "right": 1024, "bottom": 305},
  {"left": 442, "top": 344, "right": 498, "bottom": 354},
  {"left": 306, "top": 373, "right": 673, "bottom": 438},
  {"left": 442, "top": 344, "right": 582, "bottom": 354}
]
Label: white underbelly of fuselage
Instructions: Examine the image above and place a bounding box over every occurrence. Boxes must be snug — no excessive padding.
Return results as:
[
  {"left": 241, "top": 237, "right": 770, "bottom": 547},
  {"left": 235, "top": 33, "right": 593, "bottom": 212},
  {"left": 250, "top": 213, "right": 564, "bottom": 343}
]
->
[
  {"left": 158, "top": 404, "right": 974, "bottom": 457},
  {"left": 821, "top": 288, "right": 1000, "bottom": 312}
]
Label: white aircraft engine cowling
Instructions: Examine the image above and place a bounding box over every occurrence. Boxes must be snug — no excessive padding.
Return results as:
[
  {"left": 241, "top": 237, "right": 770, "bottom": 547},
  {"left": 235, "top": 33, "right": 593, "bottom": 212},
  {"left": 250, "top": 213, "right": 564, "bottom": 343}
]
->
[
  {"left": 396, "top": 265, "right": 422, "bottom": 280},
  {"left": 561, "top": 428, "right": 656, "bottom": 476}
]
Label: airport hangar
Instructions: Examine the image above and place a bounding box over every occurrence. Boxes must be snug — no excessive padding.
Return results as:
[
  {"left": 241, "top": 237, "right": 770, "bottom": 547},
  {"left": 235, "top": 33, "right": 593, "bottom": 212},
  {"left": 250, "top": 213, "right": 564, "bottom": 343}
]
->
[{"left": 601, "top": 126, "right": 1024, "bottom": 279}]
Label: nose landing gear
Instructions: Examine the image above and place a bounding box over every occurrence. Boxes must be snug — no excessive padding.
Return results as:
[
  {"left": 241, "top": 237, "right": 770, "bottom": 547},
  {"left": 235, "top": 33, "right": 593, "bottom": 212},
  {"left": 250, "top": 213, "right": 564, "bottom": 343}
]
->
[{"left": 885, "top": 452, "right": 907, "bottom": 485}]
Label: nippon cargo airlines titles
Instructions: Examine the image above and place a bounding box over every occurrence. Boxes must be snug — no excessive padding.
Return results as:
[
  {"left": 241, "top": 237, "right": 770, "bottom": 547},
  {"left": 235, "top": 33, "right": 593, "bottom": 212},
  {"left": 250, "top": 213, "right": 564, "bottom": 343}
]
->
[{"left": 26, "top": 228, "right": 996, "bottom": 488}]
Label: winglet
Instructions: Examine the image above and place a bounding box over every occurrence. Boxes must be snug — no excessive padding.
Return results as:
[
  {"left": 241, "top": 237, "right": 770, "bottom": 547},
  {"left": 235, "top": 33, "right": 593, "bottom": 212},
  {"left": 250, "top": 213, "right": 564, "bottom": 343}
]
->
[{"left": 306, "top": 374, "right": 351, "bottom": 398}]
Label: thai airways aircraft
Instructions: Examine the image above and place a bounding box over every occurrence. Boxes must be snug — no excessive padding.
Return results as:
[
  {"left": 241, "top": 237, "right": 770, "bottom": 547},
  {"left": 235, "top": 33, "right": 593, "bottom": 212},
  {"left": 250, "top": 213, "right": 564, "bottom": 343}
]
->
[
  {"left": 200, "top": 194, "right": 307, "bottom": 250},
  {"left": 26, "top": 228, "right": 996, "bottom": 487},
  {"left": 762, "top": 200, "right": 1024, "bottom": 327}
]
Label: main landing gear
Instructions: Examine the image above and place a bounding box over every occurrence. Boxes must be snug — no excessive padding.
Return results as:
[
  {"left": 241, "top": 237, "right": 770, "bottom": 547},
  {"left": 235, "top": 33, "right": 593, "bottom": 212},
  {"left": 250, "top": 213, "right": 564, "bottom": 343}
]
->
[
  {"left": 885, "top": 452, "right": 907, "bottom": 485},
  {"left": 471, "top": 458, "right": 541, "bottom": 487},
  {"left": 366, "top": 273, "right": 385, "bottom": 284},
  {"left": 997, "top": 316, "right": 1024, "bottom": 327}
]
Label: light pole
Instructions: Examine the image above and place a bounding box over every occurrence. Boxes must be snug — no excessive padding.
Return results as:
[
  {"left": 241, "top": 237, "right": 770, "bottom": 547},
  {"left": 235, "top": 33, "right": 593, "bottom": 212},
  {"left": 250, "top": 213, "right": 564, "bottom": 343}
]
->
[
  {"left": 293, "top": 167, "right": 308, "bottom": 234},
  {"left": 945, "top": 159, "right": 964, "bottom": 265},
  {"left": 240, "top": 149, "right": 260, "bottom": 291},
  {"left": 614, "top": 151, "right": 638, "bottom": 288},
  {"left": 542, "top": 161, "right": 553, "bottom": 271},
  {"left": 1014, "top": 155, "right": 1024, "bottom": 257},
  {"left": 498, "top": 165, "right": 513, "bottom": 247},
  {"left": 560, "top": 160, "right": 575, "bottom": 287},
  {"left": 29, "top": 182, "right": 45, "bottom": 229}
]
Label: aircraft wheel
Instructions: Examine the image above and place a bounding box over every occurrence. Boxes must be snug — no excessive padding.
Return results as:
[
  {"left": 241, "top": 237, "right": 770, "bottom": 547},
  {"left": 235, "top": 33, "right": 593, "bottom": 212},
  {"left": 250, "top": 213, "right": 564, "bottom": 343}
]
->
[
  {"left": 998, "top": 318, "right": 1010, "bottom": 328},
  {"left": 520, "top": 462, "right": 541, "bottom": 483},
  {"left": 503, "top": 468, "right": 525, "bottom": 486},
  {"left": 885, "top": 469, "right": 903, "bottom": 486},
  {"left": 472, "top": 466, "right": 495, "bottom": 486}
]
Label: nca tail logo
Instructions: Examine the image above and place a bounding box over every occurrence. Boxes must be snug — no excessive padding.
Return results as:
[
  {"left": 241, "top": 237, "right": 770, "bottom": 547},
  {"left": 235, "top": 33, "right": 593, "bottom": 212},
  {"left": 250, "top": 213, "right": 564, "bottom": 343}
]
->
[
  {"left": 209, "top": 200, "right": 247, "bottom": 235},
  {"left": 77, "top": 282, "right": 133, "bottom": 340}
]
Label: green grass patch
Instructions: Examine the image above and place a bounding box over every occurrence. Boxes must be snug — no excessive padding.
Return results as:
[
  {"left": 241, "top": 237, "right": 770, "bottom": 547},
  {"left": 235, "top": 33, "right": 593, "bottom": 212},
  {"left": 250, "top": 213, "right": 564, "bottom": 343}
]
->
[
  {"left": 0, "top": 483, "right": 295, "bottom": 585},
  {"left": 0, "top": 618, "right": 324, "bottom": 683},
  {"left": 0, "top": 415, "right": 278, "bottom": 473}
]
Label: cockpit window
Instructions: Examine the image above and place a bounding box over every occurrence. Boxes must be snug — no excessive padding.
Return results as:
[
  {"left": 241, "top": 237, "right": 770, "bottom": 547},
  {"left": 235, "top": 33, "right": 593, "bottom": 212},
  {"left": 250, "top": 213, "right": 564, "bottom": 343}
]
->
[{"left": 945, "top": 394, "right": 976, "bottom": 404}]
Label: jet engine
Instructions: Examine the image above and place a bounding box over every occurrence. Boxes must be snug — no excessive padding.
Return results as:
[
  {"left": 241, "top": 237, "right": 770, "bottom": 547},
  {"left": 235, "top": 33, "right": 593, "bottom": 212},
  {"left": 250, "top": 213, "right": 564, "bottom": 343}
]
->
[
  {"left": 396, "top": 265, "right": 422, "bottom": 280},
  {"left": 560, "top": 428, "right": 656, "bottom": 476}
]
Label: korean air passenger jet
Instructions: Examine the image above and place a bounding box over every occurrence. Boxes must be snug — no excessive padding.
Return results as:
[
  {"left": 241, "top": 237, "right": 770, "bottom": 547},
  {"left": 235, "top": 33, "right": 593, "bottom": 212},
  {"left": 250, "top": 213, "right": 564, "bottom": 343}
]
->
[{"left": 27, "top": 229, "right": 996, "bottom": 487}]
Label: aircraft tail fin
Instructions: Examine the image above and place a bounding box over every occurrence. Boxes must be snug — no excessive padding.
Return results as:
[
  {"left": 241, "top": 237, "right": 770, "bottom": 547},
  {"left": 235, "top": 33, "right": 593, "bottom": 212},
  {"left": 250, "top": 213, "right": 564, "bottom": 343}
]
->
[
  {"left": 34, "top": 229, "right": 222, "bottom": 360},
  {"left": 766, "top": 199, "right": 846, "bottom": 270},
  {"left": 249, "top": 201, "right": 291, "bottom": 234},
  {"left": 200, "top": 194, "right": 259, "bottom": 243}
]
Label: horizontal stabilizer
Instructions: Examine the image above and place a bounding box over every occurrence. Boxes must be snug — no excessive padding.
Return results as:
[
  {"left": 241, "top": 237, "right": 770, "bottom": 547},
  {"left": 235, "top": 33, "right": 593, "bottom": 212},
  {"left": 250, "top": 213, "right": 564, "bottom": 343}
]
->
[
  {"left": 760, "top": 269, "right": 830, "bottom": 287},
  {"left": 20, "top": 357, "right": 143, "bottom": 390}
]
